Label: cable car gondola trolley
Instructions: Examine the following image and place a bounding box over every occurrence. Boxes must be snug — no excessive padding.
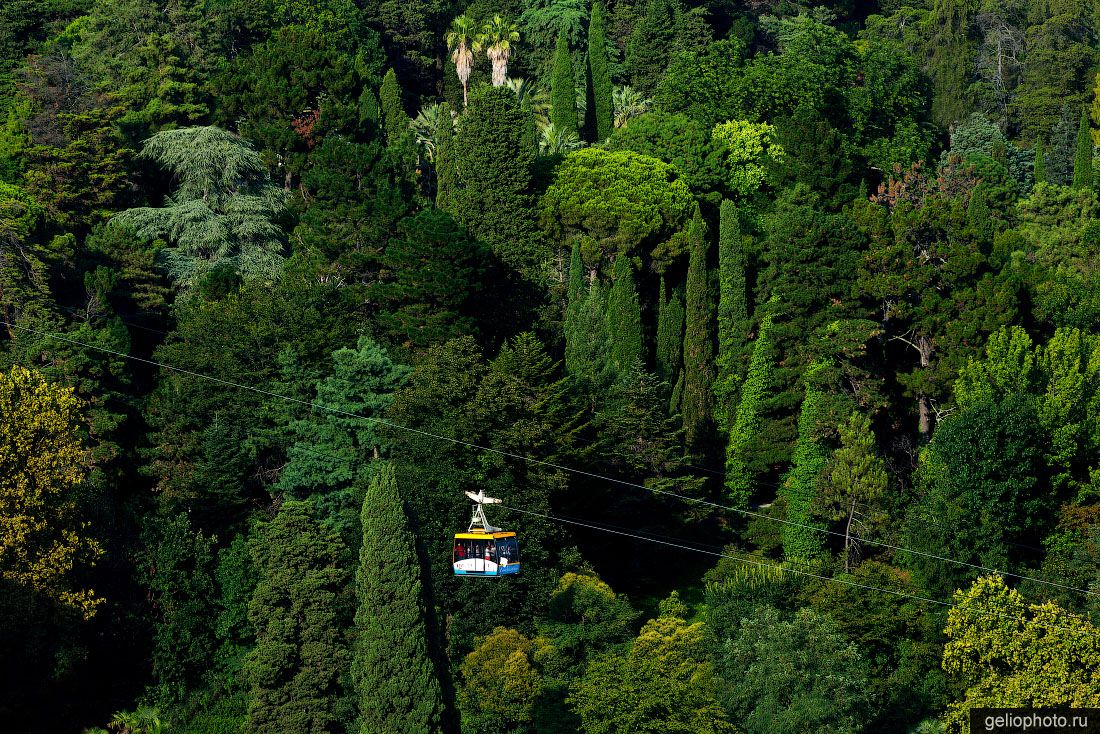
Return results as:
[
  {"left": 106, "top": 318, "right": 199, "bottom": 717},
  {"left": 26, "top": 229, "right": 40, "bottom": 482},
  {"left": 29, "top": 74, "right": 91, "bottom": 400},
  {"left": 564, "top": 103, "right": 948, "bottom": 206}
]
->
[{"left": 452, "top": 491, "right": 520, "bottom": 577}]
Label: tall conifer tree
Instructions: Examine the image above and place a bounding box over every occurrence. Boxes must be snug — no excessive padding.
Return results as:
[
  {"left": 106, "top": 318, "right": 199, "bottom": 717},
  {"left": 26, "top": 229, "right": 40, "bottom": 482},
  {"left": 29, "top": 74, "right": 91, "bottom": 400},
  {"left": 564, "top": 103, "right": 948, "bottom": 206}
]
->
[
  {"left": 778, "top": 368, "right": 828, "bottom": 563},
  {"left": 244, "top": 501, "right": 349, "bottom": 734},
  {"left": 568, "top": 237, "right": 585, "bottom": 304},
  {"left": 656, "top": 276, "right": 684, "bottom": 386},
  {"left": 626, "top": 0, "right": 678, "bottom": 97},
  {"left": 352, "top": 463, "right": 443, "bottom": 733},
  {"left": 682, "top": 205, "right": 715, "bottom": 454},
  {"left": 550, "top": 32, "right": 577, "bottom": 134},
  {"left": 380, "top": 69, "right": 409, "bottom": 146},
  {"left": 715, "top": 200, "right": 747, "bottom": 428},
  {"left": 1073, "top": 107, "right": 1093, "bottom": 190},
  {"left": 725, "top": 311, "right": 773, "bottom": 507},
  {"left": 607, "top": 254, "right": 643, "bottom": 375},
  {"left": 451, "top": 86, "right": 543, "bottom": 274},
  {"left": 1033, "top": 138, "right": 1046, "bottom": 184},
  {"left": 586, "top": 2, "right": 613, "bottom": 141}
]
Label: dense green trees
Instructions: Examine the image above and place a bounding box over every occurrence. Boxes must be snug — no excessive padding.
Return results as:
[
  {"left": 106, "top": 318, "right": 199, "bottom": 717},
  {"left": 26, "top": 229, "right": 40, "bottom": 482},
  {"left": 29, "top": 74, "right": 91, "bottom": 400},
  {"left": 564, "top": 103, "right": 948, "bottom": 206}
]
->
[
  {"left": 244, "top": 501, "right": 350, "bottom": 734},
  {"left": 569, "top": 603, "right": 734, "bottom": 734},
  {"left": 718, "top": 606, "right": 874, "bottom": 734},
  {"left": 585, "top": 2, "right": 612, "bottom": 141},
  {"left": 352, "top": 464, "right": 443, "bottom": 733},
  {"left": 549, "top": 32, "right": 576, "bottom": 135},
  {"left": 449, "top": 86, "right": 542, "bottom": 274},
  {"left": 114, "top": 126, "right": 286, "bottom": 289},
  {"left": 7, "top": 2, "right": 1100, "bottom": 731}
]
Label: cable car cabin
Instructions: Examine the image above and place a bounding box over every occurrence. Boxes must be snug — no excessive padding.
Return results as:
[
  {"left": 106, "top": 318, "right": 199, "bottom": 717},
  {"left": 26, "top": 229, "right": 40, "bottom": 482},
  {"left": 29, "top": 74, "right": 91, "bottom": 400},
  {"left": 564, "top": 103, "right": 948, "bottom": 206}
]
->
[{"left": 453, "top": 532, "right": 520, "bottom": 577}]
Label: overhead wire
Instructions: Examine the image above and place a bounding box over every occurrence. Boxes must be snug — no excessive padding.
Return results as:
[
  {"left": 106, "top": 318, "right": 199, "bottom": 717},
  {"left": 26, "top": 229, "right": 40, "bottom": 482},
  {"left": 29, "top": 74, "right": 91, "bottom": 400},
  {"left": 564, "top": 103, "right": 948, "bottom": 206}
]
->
[
  {"left": 497, "top": 504, "right": 1100, "bottom": 640},
  {"left": 2, "top": 318, "right": 1095, "bottom": 601},
  {"left": 266, "top": 443, "right": 1092, "bottom": 631}
]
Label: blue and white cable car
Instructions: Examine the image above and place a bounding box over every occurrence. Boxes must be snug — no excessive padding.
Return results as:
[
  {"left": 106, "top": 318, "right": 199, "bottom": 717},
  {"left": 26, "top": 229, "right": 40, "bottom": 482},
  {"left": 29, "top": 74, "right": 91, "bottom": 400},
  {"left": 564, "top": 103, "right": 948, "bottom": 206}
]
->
[{"left": 452, "top": 491, "right": 520, "bottom": 577}]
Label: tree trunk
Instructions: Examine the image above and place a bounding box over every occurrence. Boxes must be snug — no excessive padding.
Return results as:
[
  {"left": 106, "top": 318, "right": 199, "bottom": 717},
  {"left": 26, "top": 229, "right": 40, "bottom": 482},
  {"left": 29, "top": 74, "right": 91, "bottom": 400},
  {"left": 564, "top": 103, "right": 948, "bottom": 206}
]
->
[
  {"left": 917, "top": 334, "right": 933, "bottom": 438},
  {"left": 844, "top": 498, "right": 856, "bottom": 574}
]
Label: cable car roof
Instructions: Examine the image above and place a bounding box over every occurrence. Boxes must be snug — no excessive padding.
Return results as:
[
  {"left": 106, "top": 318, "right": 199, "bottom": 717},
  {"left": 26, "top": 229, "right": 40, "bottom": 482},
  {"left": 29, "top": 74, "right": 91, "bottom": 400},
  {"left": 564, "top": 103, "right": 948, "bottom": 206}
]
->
[{"left": 454, "top": 531, "right": 517, "bottom": 539}]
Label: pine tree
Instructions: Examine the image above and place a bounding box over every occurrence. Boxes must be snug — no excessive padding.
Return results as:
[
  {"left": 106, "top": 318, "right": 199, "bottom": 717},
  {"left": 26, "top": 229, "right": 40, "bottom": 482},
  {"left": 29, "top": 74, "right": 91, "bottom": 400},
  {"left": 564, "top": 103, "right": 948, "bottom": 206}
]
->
[
  {"left": 725, "top": 311, "right": 773, "bottom": 507},
  {"left": 681, "top": 204, "right": 715, "bottom": 455},
  {"left": 434, "top": 102, "right": 457, "bottom": 208},
  {"left": 550, "top": 31, "right": 577, "bottom": 135},
  {"left": 626, "top": 0, "right": 679, "bottom": 97},
  {"left": 655, "top": 276, "right": 684, "bottom": 386},
  {"left": 370, "top": 209, "right": 486, "bottom": 346},
  {"left": 607, "top": 254, "right": 643, "bottom": 375},
  {"left": 1073, "top": 107, "right": 1093, "bottom": 190},
  {"left": 244, "top": 501, "right": 349, "bottom": 734},
  {"left": 816, "top": 412, "right": 888, "bottom": 572},
  {"left": 277, "top": 337, "right": 410, "bottom": 505},
  {"left": 380, "top": 68, "right": 409, "bottom": 146},
  {"left": 1033, "top": 138, "right": 1046, "bottom": 184},
  {"left": 715, "top": 199, "right": 747, "bottom": 428},
  {"left": 352, "top": 464, "right": 443, "bottom": 733},
  {"left": 778, "top": 370, "right": 828, "bottom": 564},
  {"left": 586, "top": 2, "right": 613, "bottom": 141}
]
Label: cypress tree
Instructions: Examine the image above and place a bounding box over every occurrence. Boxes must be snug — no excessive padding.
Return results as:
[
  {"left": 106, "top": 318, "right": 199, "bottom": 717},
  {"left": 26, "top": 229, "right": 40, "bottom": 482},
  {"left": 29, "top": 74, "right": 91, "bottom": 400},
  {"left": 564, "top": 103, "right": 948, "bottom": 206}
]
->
[
  {"left": 655, "top": 276, "right": 684, "bottom": 386},
  {"left": 681, "top": 204, "right": 715, "bottom": 454},
  {"left": 568, "top": 237, "right": 585, "bottom": 304},
  {"left": 451, "top": 86, "right": 543, "bottom": 274},
  {"left": 607, "top": 253, "right": 644, "bottom": 375},
  {"left": 1073, "top": 107, "right": 1094, "bottom": 190},
  {"left": 725, "top": 311, "right": 773, "bottom": 507},
  {"left": 626, "top": 0, "right": 678, "bottom": 97},
  {"left": 715, "top": 199, "right": 747, "bottom": 428},
  {"left": 380, "top": 68, "right": 409, "bottom": 146},
  {"left": 1034, "top": 138, "right": 1046, "bottom": 185},
  {"left": 778, "top": 368, "right": 828, "bottom": 563},
  {"left": 434, "top": 102, "right": 457, "bottom": 208},
  {"left": 586, "top": 2, "right": 613, "bottom": 141},
  {"left": 244, "top": 501, "right": 349, "bottom": 734},
  {"left": 550, "top": 31, "right": 578, "bottom": 134},
  {"left": 352, "top": 463, "right": 443, "bottom": 733},
  {"left": 565, "top": 280, "right": 613, "bottom": 390}
]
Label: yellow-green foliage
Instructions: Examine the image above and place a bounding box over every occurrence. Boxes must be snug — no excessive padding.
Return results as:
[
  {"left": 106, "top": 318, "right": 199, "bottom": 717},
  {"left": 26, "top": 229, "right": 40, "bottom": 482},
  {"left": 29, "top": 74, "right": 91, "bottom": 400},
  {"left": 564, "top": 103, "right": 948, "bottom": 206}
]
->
[
  {"left": 955, "top": 325, "right": 1100, "bottom": 491},
  {"left": 460, "top": 626, "right": 549, "bottom": 731},
  {"left": 568, "top": 606, "right": 735, "bottom": 734},
  {"left": 712, "top": 119, "right": 784, "bottom": 197},
  {"left": 942, "top": 575, "right": 1100, "bottom": 732},
  {"left": 0, "top": 365, "right": 101, "bottom": 618}
]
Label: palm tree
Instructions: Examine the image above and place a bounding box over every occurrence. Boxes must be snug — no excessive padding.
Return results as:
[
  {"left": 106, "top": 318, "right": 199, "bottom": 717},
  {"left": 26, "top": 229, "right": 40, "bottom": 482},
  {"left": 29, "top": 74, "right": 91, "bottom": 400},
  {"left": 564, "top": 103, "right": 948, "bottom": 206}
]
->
[
  {"left": 411, "top": 102, "right": 454, "bottom": 162},
  {"left": 475, "top": 15, "right": 520, "bottom": 87},
  {"left": 538, "top": 122, "right": 584, "bottom": 156},
  {"left": 506, "top": 77, "right": 551, "bottom": 128},
  {"left": 446, "top": 15, "right": 477, "bottom": 106},
  {"left": 612, "top": 85, "right": 651, "bottom": 129},
  {"left": 107, "top": 707, "right": 164, "bottom": 734}
]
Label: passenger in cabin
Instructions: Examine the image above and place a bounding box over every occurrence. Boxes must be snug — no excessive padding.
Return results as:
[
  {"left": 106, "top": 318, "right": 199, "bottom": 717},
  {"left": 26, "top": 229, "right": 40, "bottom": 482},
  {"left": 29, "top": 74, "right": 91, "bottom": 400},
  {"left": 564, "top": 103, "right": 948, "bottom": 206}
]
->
[{"left": 454, "top": 542, "right": 465, "bottom": 560}]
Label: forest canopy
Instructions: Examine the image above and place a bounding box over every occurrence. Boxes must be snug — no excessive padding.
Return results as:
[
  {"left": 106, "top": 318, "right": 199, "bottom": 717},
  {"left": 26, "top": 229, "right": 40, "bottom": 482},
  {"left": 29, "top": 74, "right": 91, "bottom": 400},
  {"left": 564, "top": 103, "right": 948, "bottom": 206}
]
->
[{"left": 2, "top": 0, "right": 1100, "bottom": 732}]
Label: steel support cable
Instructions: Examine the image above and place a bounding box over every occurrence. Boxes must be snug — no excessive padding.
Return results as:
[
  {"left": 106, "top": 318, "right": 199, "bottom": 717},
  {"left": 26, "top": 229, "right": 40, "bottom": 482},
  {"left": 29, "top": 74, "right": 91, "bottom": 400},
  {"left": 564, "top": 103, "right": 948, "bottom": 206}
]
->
[{"left": 3, "top": 319, "right": 1094, "bottom": 600}]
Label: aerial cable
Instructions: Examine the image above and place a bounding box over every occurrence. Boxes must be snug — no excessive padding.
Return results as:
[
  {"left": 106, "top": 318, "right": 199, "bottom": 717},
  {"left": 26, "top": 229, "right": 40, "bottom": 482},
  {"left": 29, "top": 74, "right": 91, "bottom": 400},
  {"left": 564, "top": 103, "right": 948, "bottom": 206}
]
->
[
  {"left": 3, "top": 319, "right": 1095, "bottom": 600},
  {"left": 240, "top": 442, "right": 1094, "bottom": 631},
  {"left": 497, "top": 504, "right": 1100, "bottom": 641}
]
